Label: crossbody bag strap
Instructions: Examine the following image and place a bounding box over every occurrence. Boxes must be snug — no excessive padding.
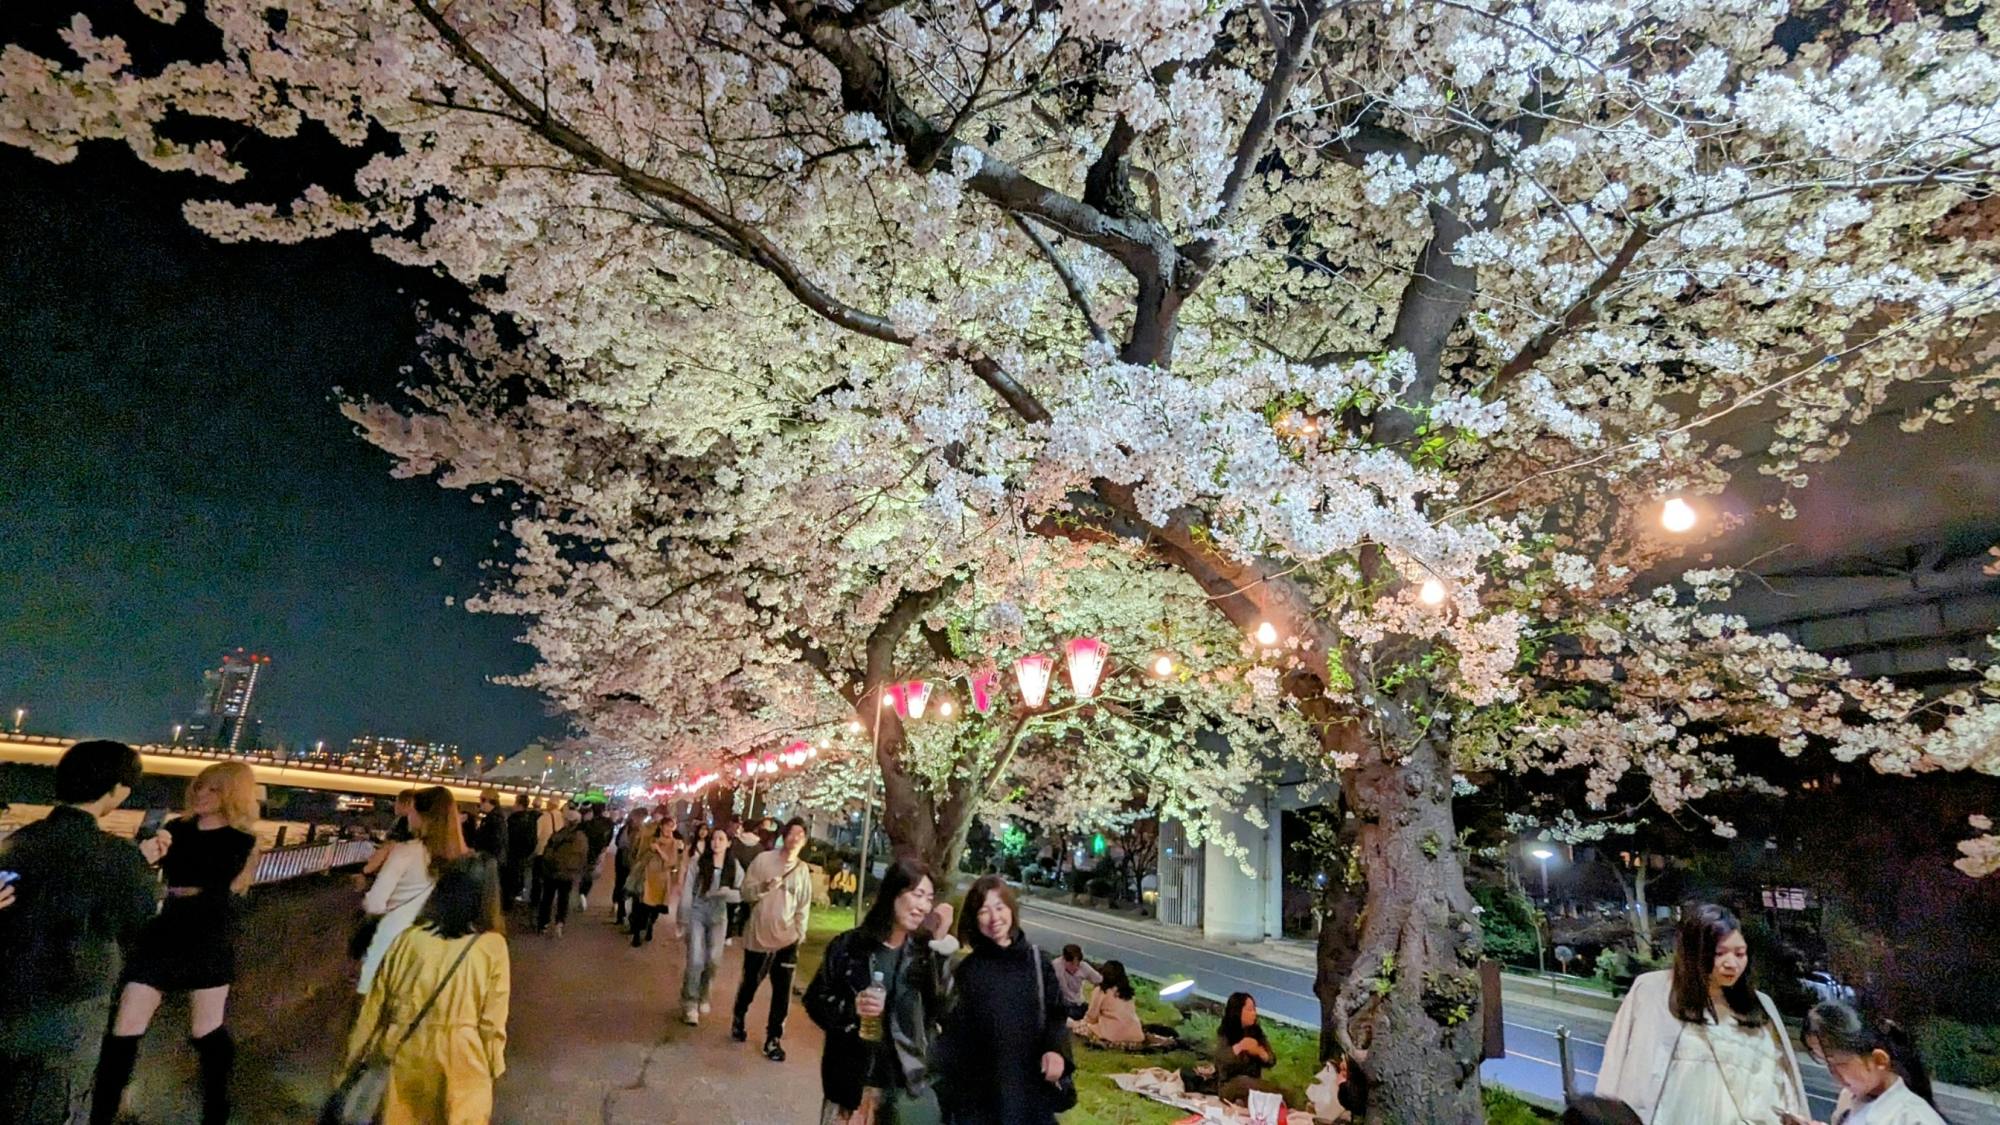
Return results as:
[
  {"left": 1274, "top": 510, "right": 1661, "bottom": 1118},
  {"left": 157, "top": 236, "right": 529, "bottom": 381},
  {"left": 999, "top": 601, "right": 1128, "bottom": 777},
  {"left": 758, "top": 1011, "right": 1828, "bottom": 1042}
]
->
[{"left": 384, "top": 935, "right": 481, "bottom": 1060}]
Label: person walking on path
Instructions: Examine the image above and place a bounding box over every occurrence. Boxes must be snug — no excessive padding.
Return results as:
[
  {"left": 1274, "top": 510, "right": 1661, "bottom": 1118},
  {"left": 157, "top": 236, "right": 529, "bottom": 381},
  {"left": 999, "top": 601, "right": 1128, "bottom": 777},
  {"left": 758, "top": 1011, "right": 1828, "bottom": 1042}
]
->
[
  {"left": 804, "top": 855, "right": 957, "bottom": 1125},
  {"left": 577, "top": 805, "right": 613, "bottom": 911},
  {"left": 627, "top": 814, "right": 682, "bottom": 946},
  {"left": 0, "top": 741, "right": 166, "bottom": 1125},
  {"left": 1597, "top": 903, "right": 1808, "bottom": 1124},
  {"left": 502, "top": 795, "right": 539, "bottom": 910},
  {"left": 936, "top": 874, "right": 1072, "bottom": 1125},
  {"left": 91, "top": 761, "right": 261, "bottom": 1125},
  {"left": 611, "top": 807, "right": 652, "bottom": 928},
  {"left": 358, "top": 787, "right": 469, "bottom": 996},
  {"left": 345, "top": 855, "right": 511, "bottom": 1125},
  {"left": 732, "top": 817, "right": 814, "bottom": 1061},
  {"left": 677, "top": 826, "right": 744, "bottom": 1025},
  {"left": 725, "top": 817, "right": 763, "bottom": 941},
  {"left": 536, "top": 809, "right": 589, "bottom": 937},
  {"left": 525, "top": 799, "right": 562, "bottom": 919},
  {"left": 464, "top": 792, "right": 507, "bottom": 865}
]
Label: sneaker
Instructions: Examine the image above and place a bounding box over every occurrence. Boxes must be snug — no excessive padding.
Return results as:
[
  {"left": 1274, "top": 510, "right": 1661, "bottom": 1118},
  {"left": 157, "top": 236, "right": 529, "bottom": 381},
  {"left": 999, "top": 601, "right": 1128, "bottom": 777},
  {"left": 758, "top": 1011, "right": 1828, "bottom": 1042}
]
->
[
  {"left": 553, "top": 922, "right": 564, "bottom": 938},
  {"left": 762, "top": 1038, "right": 786, "bottom": 1062},
  {"left": 724, "top": 937, "right": 735, "bottom": 947},
  {"left": 730, "top": 1018, "right": 747, "bottom": 1043},
  {"left": 699, "top": 1001, "right": 711, "bottom": 1015},
  {"left": 683, "top": 1004, "right": 700, "bottom": 1026},
  {"left": 578, "top": 894, "right": 589, "bottom": 911}
]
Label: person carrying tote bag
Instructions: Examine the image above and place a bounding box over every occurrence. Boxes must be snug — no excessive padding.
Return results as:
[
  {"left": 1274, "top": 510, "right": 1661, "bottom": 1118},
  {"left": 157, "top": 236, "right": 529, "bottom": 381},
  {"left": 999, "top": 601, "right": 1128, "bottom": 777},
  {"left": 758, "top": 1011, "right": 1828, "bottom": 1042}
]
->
[{"left": 334, "top": 857, "right": 511, "bottom": 1125}]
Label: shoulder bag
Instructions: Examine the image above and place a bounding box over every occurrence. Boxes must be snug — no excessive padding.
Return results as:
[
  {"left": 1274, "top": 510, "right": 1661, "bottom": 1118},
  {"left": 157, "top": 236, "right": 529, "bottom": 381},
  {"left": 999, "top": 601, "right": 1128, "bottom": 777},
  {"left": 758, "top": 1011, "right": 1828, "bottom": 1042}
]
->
[
  {"left": 321, "top": 934, "right": 480, "bottom": 1125},
  {"left": 1028, "top": 942, "right": 1079, "bottom": 1114}
]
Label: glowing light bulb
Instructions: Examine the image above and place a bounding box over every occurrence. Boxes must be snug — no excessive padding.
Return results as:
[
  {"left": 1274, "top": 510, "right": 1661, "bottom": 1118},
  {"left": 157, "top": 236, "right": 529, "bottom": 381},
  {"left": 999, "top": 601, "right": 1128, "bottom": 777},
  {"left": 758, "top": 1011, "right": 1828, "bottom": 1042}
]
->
[
  {"left": 1419, "top": 578, "right": 1447, "bottom": 606},
  {"left": 1152, "top": 653, "right": 1175, "bottom": 677},
  {"left": 1254, "top": 621, "right": 1279, "bottom": 646},
  {"left": 1661, "top": 497, "right": 1698, "bottom": 533},
  {"left": 848, "top": 719, "right": 863, "bottom": 733},
  {"left": 903, "top": 680, "right": 932, "bottom": 719},
  {"left": 939, "top": 699, "right": 956, "bottom": 717}
]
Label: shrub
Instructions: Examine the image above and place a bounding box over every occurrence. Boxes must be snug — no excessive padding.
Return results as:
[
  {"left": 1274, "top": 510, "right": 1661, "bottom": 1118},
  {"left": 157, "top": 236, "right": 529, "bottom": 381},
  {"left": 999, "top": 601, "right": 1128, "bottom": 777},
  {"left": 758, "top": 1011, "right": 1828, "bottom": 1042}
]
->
[
  {"left": 1918, "top": 1018, "right": 2000, "bottom": 1090},
  {"left": 1472, "top": 883, "right": 1541, "bottom": 967}
]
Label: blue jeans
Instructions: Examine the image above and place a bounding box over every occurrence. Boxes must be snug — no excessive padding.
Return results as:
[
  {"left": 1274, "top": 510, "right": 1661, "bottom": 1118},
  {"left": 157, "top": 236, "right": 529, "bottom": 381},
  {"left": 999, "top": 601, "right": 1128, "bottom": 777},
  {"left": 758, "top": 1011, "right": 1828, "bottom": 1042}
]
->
[{"left": 681, "top": 897, "right": 730, "bottom": 1005}]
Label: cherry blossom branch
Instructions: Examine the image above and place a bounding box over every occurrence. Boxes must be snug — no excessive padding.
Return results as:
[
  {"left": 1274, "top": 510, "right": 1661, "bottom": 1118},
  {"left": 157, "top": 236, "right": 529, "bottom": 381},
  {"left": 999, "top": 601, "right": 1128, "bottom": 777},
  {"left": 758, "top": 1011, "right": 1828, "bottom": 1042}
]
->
[{"left": 1011, "top": 214, "right": 1111, "bottom": 346}]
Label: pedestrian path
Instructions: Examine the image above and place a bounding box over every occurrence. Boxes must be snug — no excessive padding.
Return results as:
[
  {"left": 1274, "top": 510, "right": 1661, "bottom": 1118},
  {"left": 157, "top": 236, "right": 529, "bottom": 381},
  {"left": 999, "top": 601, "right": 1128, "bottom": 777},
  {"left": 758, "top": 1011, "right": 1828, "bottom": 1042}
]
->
[{"left": 494, "top": 901, "right": 829, "bottom": 1123}]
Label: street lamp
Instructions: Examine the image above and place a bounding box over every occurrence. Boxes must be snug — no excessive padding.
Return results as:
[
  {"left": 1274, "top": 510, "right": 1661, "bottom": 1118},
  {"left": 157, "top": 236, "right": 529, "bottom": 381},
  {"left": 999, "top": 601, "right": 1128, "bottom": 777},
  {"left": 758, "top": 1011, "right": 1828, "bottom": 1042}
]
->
[
  {"left": 1532, "top": 847, "right": 1555, "bottom": 902},
  {"left": 172, "top": 724, "right": 183, "bottom": 745},
  {"left": 12, "top": 708, "right": 23, "bottom": 734}
]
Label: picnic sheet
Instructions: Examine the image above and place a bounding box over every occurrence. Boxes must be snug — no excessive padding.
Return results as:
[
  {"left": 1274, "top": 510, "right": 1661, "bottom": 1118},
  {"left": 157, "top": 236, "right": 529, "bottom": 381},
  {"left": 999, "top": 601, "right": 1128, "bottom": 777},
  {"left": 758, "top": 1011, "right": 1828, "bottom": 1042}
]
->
[{"left": 1107, "top": 1068, "right": 1332, "bottom": 1124}]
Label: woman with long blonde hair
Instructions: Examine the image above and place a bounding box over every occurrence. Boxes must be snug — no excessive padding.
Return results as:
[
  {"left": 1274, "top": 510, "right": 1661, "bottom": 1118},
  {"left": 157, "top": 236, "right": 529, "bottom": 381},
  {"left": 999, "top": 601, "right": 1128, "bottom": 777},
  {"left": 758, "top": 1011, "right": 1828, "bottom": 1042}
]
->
[
  {"left": 91, "top": 760, "right": 262, "bottom": 1125},
  {"left": 357, "top": 786, "right": 468, "bottom": 997}
]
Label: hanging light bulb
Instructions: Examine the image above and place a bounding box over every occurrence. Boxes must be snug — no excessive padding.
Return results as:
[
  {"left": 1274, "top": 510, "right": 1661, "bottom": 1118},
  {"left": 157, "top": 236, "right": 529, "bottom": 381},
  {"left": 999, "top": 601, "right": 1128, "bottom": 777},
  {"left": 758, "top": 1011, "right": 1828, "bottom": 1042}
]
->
[
  {"left": 1066, "top": 636, "right": 1108, "bottom": 699},
  {"left": 1661, "top": 496, "right": 1698, "bottom": 533},
  {"left": 1419, "top": 578, "right": 1448, "bottom": 606},
  {"left": 1151, "top": 652, "right": 1176, "bottom": 678},
  {"left": 969, "top": 666, "right": 998, "bottom": 714},
  {"left": 1015, "top": 653, "right": 1054, "bottom": 708},
  {"left": 939, "top": 699, "right": 956, "bottom": 718},
  {"left": 847, "top": 719, "right": 864, "bottom": 733},
  {"left": 1254, "top": 621, "right": 1279, "bottom": 646},
  {"left": 904, "top": 680, "right": 933, "bottom": 719}
]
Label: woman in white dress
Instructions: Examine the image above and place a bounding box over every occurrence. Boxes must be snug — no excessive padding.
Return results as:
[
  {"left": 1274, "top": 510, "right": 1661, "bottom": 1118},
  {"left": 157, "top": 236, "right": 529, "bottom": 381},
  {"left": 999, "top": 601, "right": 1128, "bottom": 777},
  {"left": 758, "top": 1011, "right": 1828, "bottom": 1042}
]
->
[
  {"left": 1802, "top": 1001, "right": 1946, "bottom": 1125},
  {"left": 358, "top": 786, "right": 468, "bottom": 995},
  {"left": 1597, "top": 903, "right": 1808, "bottom": 1124}
]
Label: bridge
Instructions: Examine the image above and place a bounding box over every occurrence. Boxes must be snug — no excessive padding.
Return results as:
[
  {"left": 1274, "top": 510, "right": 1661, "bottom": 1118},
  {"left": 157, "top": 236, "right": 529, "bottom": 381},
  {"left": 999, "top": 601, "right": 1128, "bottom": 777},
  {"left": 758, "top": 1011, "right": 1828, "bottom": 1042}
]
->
[{"left": 0, "top": 733, "right": 572, "bottom": 804}]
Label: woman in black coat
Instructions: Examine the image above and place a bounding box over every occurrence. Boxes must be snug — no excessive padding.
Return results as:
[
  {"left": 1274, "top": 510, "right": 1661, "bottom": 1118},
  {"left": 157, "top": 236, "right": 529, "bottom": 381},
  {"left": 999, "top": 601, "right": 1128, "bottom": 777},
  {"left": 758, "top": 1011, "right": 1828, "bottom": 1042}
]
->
[
  {"left": 804, "top": 855, "right": 957, "bottom": 1124},
  {"left": 936, "top": 874, "right": 1072, "bottom": 1125}
]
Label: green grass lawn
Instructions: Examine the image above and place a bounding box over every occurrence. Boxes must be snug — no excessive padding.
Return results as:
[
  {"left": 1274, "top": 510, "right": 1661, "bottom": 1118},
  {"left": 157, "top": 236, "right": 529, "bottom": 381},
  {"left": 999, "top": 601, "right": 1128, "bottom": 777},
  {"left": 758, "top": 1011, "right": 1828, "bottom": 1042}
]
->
[{"left": 797, "top": 910, "right": 1551, "bottom": 1123}]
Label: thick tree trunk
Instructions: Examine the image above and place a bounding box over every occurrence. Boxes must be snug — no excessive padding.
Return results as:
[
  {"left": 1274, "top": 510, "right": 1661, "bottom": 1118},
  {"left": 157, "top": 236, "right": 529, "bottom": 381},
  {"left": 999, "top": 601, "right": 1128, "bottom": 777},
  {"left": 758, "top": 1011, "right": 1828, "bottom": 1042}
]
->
[
  {"left": 869, "top": 720, "right": 980, "bottom": 886},
  {"left": 1329, "top": 702, "right": 1487, "bottom": 1124}
]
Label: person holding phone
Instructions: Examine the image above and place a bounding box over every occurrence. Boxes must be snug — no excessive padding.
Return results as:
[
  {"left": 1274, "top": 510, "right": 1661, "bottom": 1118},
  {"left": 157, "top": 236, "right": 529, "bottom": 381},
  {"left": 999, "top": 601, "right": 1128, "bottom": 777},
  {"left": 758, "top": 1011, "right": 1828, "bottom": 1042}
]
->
[
  {"left": 1597, "top": 903, "right": 1808, "bottom": 1124},
  {"left": 92, "top": 761, "right": 262, "bottom": 1125},
  {"left": 1794, "top": 1001, "right": 1946, "bottom": 1125},
  {"left": 0, "top": 741, "right": 165, "bottom": 1125}
]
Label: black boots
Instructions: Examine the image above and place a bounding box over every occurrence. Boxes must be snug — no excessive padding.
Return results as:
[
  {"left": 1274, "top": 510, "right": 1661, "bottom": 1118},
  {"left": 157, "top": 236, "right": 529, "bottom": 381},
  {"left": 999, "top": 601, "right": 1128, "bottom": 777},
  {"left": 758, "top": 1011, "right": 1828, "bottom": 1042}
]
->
[
  {"left": 89, "top": 1033, "right": 141, "bottom": 1125},
  {"left": 192, "top": 1027, "right": 234, "bottom": 1125},
  {"left": 90, "top": 1028, "right": 231, "bottom": 1125}
]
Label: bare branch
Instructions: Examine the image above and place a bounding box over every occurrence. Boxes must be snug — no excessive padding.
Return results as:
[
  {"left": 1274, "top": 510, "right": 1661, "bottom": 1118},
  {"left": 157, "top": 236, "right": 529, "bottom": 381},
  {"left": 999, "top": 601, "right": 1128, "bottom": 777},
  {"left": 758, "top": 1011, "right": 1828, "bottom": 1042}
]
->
[{"left": 1012, "top": 214, "right": 1111, "bottom": 346}]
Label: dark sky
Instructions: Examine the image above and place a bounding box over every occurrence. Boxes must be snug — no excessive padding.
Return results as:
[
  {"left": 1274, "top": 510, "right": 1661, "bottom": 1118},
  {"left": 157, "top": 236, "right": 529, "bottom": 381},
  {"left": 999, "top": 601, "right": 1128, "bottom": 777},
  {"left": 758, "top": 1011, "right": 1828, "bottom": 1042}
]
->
[{"left": 0, "top": 145, "right": 558, "bottom": 761}]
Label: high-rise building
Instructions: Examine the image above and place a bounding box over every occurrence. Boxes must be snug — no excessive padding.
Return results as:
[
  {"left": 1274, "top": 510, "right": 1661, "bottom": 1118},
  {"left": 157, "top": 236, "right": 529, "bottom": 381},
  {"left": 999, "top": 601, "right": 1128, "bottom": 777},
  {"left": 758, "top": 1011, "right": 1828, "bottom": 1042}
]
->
[
  {"left": 181, "top": 649, "right": 269, "bottom": 753},
  {"left": 344, "top": 734, "right": 464, "bottom": 775}
]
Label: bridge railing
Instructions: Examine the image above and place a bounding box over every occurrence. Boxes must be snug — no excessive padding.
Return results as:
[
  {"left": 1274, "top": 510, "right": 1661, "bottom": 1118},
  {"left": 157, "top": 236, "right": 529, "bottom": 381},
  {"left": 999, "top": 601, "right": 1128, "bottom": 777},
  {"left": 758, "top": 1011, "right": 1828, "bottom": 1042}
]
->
[{"left": 251, "top": 838, "right": 378, "bottom": 886}]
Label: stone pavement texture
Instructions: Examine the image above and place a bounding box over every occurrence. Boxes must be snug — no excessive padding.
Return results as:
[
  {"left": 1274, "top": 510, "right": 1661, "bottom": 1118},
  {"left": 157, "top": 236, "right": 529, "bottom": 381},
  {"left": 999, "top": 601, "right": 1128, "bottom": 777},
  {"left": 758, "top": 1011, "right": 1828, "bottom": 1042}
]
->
[{"left": 123, "top": 881, "right": 834, "bottom": 1123}]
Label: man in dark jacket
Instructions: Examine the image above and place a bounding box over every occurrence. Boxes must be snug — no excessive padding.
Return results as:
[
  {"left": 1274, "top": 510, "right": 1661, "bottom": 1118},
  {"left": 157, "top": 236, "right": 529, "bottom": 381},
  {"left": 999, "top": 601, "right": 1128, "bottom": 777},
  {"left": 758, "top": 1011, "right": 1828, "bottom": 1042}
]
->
[
  {"left": 503, "top": 793, "right": 540, "bottom": 908},
  {"left": 0, "top": 741, "right": 165, "bottom": 1124},
  {"left": 464, "top": 791, "right": 508, "bottom": 862},
  {"left": 577, "top": 804, "right": 613, "bottom": 910}
]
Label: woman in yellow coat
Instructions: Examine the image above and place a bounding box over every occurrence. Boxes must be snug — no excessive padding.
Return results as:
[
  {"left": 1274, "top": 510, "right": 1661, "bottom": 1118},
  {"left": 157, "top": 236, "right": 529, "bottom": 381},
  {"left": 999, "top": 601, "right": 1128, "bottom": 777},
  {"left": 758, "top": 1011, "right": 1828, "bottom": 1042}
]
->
[
  {"left": 629, "top": 818, "right": 684, "bottom": 946},
  {"left": 346, "top": 855, "right": 511, "bottom": 1125}
]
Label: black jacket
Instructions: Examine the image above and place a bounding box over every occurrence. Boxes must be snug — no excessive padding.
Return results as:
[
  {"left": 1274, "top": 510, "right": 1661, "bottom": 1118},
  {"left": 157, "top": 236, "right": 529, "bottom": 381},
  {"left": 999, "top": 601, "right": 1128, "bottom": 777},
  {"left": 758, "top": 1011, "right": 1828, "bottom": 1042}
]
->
[
  {"left": 935, "top": 938, "right": 1072, "bottom": 1125},
  {"left": 0, "top": 806, "right": 160, "bottom": 1014},
  {"left": 805, "top": 926, "right": 956, "bottom": 1113},
  {"left": 505, "top": 809, "right": 540, "bottom": 865}
]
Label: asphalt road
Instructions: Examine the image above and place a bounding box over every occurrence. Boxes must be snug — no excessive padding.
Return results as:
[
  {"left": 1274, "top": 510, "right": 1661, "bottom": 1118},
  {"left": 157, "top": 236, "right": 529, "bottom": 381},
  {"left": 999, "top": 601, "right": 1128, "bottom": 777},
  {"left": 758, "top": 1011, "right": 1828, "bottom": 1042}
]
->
[{"left": 1020, "top": 902, "right": 1998, "bottom": 1124}]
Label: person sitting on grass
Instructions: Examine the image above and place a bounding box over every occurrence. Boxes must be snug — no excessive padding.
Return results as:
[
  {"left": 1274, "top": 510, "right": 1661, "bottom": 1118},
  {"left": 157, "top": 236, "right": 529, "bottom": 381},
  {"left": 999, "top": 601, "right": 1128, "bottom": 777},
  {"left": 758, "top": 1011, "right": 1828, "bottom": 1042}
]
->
[
  {"left": 1069, "top": 959, "right": 1144, "bottom": 1047},
  {"left": 1183, "top": 991, "right": 1279, "bottom": 1102}
]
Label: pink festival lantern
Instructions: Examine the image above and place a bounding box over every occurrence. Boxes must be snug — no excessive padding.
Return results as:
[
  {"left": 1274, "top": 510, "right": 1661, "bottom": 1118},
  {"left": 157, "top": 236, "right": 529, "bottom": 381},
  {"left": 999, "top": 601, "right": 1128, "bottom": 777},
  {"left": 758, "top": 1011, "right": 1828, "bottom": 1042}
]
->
[
  {"left": 903, "top": 680, "right": 933, "bottom": 720},
  {"left": 883, "top": 682, "right": 908, "bottom": 717},
  {"left": 969, "top": 666, "right": 998, "bottom": 714},
  {"left": 1065, "top": 636, "right": 1108, "bottom": 699},
  {"left": 1015, "top": 653, "right": 1054, "bottom": 709}
]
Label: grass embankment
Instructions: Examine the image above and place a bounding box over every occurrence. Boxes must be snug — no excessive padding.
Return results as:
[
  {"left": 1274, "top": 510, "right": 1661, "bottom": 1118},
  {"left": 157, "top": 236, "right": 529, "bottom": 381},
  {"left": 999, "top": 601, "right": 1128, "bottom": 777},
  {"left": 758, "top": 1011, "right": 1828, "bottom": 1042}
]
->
[{"left": 797, "top": 911, "right": 1552, "bottom": 1123}]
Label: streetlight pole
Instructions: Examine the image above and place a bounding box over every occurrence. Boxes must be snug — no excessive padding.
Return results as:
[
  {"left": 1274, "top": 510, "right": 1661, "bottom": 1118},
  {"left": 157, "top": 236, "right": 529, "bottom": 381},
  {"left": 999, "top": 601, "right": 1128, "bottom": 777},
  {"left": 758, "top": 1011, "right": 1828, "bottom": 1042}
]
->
[
  {"left": 12, "top": 708, "right": 23, "bottom": 734},
  {"left": 854, "top": 687, "right": 884, "bottom": 928}
]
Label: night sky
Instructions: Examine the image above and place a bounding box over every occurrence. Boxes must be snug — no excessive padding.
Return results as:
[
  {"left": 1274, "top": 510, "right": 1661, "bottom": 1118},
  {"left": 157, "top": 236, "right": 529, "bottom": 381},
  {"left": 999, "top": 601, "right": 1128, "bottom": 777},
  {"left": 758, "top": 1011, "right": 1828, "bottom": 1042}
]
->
[{"left": 0, "top": 145, "right": 558, "bottom": 761}]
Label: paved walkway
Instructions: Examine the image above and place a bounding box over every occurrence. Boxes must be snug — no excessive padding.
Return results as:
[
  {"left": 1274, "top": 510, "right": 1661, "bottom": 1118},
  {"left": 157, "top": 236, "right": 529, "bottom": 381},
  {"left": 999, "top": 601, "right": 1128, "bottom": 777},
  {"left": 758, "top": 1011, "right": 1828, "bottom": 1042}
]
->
[
  {"left": 495, "top": 899, "right": 829, "bottom": 1124},
  {"left": 123, "top": 889, "right": 833, "bottom": 1123}
]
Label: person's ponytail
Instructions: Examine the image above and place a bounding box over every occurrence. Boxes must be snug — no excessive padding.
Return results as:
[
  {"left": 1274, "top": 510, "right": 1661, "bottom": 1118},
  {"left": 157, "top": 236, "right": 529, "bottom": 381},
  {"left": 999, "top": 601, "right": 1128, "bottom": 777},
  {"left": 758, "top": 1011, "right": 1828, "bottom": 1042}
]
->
[{"left": 1879, "top": 1019, "right": 1938, "bottom": 1111}]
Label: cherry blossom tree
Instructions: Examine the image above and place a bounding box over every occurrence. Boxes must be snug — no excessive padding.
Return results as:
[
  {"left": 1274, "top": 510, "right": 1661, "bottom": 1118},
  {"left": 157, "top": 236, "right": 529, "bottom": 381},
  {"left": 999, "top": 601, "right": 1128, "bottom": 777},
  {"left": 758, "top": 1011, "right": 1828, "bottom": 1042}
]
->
[{"left": 9, "top": 1, "right": 2000, "bottom": 1117}]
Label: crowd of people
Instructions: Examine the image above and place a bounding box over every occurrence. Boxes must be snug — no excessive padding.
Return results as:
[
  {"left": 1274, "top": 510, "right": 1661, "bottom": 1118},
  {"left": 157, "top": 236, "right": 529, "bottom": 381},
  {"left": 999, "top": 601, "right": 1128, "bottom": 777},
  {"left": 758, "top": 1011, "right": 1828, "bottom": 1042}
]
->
[{"left": 0, "top": 740, "right": 1964, "bottom": 1125}]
